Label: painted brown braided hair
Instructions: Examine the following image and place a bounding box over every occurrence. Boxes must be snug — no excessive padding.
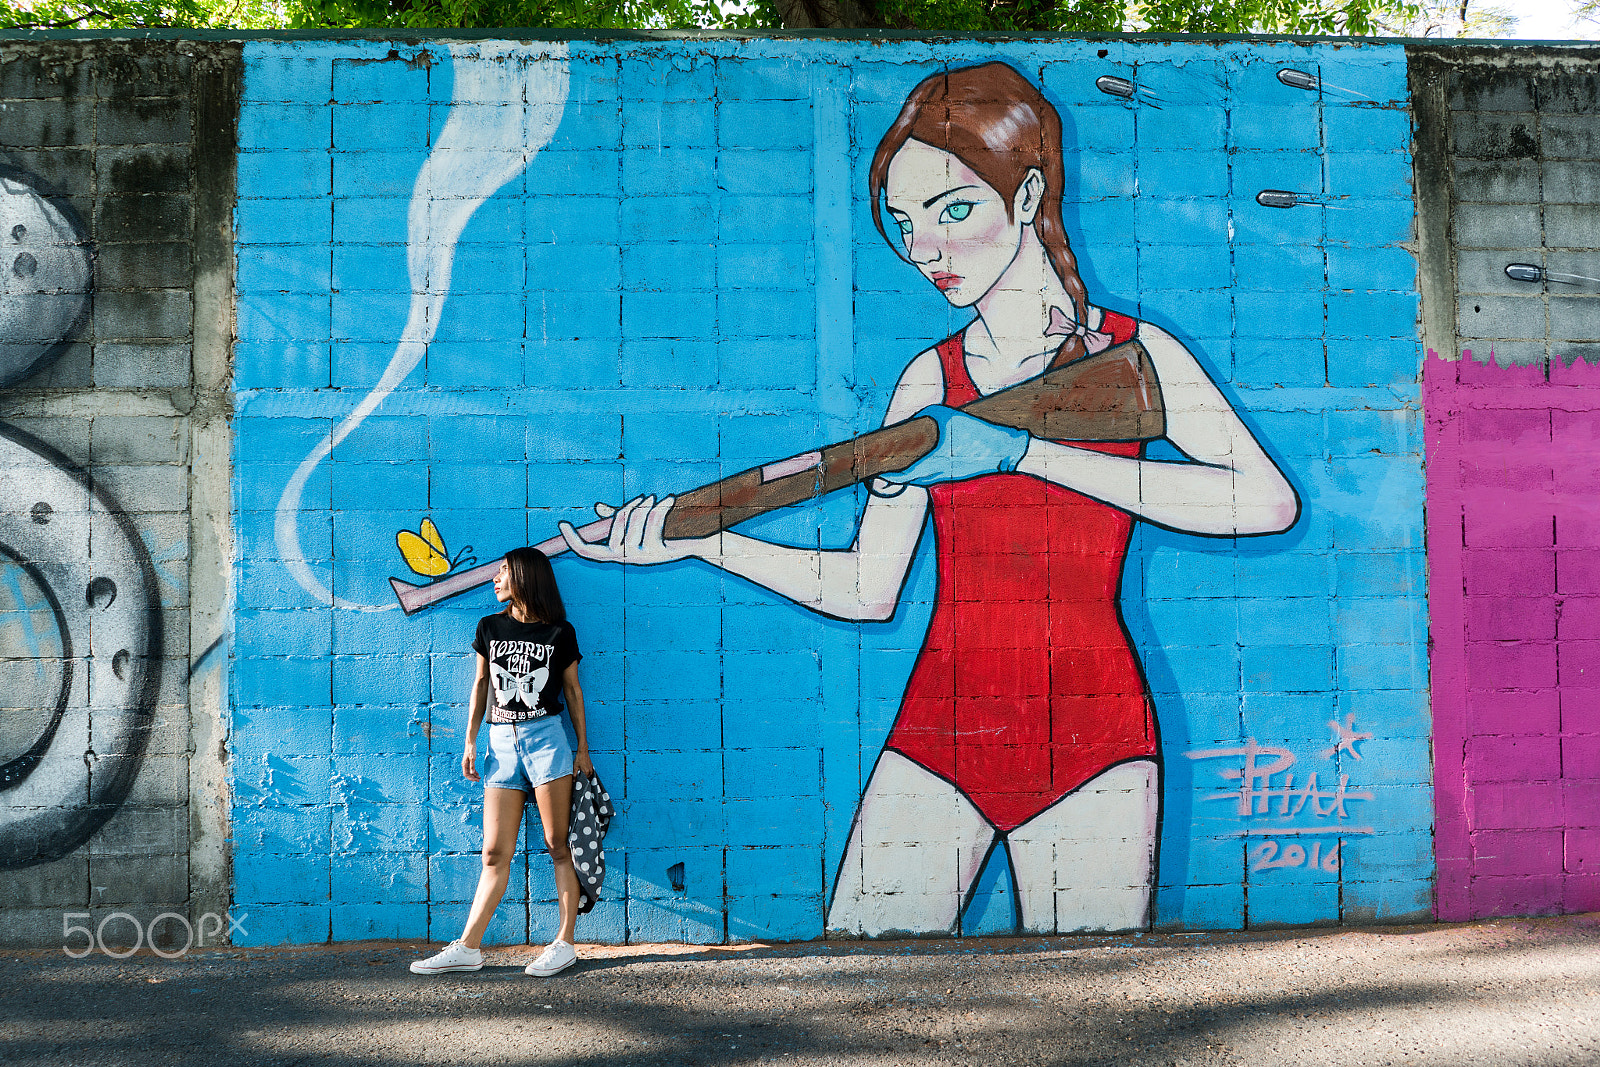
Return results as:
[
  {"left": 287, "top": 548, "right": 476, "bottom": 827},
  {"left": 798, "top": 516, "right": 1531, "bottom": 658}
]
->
[{"left": 869, "top": 62, "right": 1092, "bottom": 367}]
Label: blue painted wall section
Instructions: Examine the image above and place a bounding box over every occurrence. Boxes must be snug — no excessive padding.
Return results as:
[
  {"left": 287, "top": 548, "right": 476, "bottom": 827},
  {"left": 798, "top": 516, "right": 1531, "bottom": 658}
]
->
[{"left": 230, "top": 38, "right": 1427, "bottom": 945}]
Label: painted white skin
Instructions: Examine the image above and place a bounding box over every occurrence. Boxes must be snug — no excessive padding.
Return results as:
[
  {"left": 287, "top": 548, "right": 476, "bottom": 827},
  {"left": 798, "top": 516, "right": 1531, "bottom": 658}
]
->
[
  {"left": 1006, "top": 761, "right": 1159, "bottom": 935},
  {"left": 829, "top": 755, "right": 1158, "bottom": 936},
  {"left": 560, "top": 139, "right": 1298, "bottom": 934}
]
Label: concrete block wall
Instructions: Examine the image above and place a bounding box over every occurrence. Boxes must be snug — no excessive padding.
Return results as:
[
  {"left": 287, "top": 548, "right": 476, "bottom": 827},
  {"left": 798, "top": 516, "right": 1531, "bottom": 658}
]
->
[
  {"left": 8, "top": 33, "right": 1593, "bottom": 948},
  {"left": 1415, "top": 53, "right": 1600, "bottom": 921},
  {"left": 0, "top": 40, "right": 236, "bottom": 949},
  {"left": 229, "top": 37, "right": 1430, "bottom": 946}
]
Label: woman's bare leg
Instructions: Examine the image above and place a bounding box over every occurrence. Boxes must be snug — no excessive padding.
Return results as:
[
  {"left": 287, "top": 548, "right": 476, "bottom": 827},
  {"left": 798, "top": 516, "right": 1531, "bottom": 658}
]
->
[
  {"left": 827, "top": 750, "right": 994, "bottom": 938},
  {"left": 459, "top": 786, "right": 527, "bottom": 948},
  {"left": 1007, "top": 760, "right": 1158, "bottom": 935},
  {"left": 532, "top": 774, "right": 580, "bottom": 944}
]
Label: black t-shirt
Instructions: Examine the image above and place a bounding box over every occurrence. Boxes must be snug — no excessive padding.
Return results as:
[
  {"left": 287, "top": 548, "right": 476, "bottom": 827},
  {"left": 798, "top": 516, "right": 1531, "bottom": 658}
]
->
[{"left": 472, "top": 612, "right": 582, "bottom": 725}]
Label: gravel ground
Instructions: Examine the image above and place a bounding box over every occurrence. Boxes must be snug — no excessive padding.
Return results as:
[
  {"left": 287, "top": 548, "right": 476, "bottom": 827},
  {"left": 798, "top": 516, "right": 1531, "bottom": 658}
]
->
[{"left": 3, "top": 914, "right": 1598, "bottom": 1066}]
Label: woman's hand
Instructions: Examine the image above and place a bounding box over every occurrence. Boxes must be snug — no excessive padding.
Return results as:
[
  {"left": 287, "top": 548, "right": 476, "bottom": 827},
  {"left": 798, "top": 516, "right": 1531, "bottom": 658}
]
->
[
  {"left": 574, "top": 748, "right": 595, "bottom": 777},
  {"left": 461, "top": 746, "right": 479, "bottom": 782},
  {"left": 880, "top": 405, "right": 1032, "bottom": 487},
  {"left": 559, "top": 495, "right": 705, "bottom": 565}
]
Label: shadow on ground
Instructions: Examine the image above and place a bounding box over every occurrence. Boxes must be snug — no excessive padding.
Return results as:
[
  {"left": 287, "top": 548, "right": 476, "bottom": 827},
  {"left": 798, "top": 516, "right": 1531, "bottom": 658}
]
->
[{"left": 3, "top": 915, "right": 1598, "bottom": 1066}]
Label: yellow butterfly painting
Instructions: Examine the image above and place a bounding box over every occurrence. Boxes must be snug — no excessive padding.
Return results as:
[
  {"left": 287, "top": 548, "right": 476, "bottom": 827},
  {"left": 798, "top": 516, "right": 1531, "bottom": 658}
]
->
[{"left": 396, "top": 518, "right": 475, "bottom": 580}]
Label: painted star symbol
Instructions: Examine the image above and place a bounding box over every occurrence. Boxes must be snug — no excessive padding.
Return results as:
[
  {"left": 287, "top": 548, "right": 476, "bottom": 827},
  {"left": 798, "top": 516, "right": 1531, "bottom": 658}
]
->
[{"left": 1320, "top": 714, "right": 1373, "bottom": 760}]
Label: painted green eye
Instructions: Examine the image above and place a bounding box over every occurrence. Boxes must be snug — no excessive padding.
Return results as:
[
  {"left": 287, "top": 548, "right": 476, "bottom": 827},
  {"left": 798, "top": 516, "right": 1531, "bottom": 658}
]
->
[
  {"left": 893, "top": 216, "right": 912, "bottom": 235},
  {"left": 941, "top": 202, "right": 973, "bottom": 223}
]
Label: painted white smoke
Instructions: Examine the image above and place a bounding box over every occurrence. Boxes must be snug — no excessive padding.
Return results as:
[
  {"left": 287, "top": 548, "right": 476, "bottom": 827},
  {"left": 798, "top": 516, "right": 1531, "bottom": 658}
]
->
[{"left": 274, "top": 42, "right": 570, "bottom": 610}]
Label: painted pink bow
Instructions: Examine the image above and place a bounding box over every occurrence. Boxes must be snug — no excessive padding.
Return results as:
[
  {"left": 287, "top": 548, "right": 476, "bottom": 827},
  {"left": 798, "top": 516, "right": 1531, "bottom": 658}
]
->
[{"left": 1045, "top": 306, "right": 1114, "bottom": 354}]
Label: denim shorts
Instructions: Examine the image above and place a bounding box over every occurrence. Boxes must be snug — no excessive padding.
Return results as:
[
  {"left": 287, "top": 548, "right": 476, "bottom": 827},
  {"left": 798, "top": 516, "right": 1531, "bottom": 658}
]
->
[{"left": 482, "top": 717, "right": 573, "bottom": 793}]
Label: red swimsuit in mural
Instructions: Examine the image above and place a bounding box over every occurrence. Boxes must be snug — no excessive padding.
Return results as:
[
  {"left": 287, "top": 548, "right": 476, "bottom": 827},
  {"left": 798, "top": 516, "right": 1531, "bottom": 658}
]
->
[{"left": 884, "top": 309, "right": 1158, "bottom": 833}]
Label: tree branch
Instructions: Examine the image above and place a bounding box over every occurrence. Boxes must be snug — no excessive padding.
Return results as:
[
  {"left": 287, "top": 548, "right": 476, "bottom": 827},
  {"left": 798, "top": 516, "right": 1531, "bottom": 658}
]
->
[{"left": 6, "top": 7, "right": 120, "bottom": 26}]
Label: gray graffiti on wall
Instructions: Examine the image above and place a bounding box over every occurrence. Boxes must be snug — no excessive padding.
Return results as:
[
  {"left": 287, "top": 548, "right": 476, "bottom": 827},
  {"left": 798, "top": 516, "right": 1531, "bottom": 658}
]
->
[
  {"left": 0, "top": 165, "right": 164, "bottom": 869},
  {"left": 0, "top": 164, "right": 92, "bottom": 385}
]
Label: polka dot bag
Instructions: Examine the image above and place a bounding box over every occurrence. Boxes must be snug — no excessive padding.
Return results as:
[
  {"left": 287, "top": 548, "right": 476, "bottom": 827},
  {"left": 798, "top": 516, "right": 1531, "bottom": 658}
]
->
[{"left": 567, "top": 770, "right": 615, "bottom": 914}]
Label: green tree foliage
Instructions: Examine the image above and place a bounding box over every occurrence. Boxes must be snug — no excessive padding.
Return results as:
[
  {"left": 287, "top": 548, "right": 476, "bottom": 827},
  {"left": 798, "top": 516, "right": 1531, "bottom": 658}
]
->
[
  {"left": 1121, "top": 0, "right": 1418, "bottom": 36},
  {"left": 0, "top": 0, "right": 289, "bottom": 28},
  {"left": 286, "top": 0, "right": 763, "bottom": 30},
  {"left": 1372, "top": 0, "right": 1517, "bottom": 37},
  {"left": 0, "top": 0, "right": 1544, "bottom": 39}
]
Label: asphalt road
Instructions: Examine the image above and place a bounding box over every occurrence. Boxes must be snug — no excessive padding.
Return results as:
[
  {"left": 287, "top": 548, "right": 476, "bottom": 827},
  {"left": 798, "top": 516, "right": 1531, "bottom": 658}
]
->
[{"left": 3, "top": 914, "right": 1598, "bottom": 1066}]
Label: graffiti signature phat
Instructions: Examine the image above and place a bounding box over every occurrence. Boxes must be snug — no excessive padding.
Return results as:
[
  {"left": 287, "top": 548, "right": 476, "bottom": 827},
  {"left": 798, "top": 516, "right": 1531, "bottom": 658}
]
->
[{"left": 1187, "top": 734, "right": 1376, "bottom": 875}]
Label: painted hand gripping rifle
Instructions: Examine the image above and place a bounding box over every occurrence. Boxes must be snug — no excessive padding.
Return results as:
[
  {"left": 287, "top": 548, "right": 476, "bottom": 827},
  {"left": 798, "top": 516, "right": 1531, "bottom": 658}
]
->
[{"left": 391, "top": 339, "right": 1166, "bottom": 615}]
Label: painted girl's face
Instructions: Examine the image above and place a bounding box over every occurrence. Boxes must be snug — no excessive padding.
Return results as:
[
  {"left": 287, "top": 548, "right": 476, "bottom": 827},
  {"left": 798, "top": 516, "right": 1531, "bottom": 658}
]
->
[
  {"left": 493, "top": 560, "right": 512, "bottom": 604},
  {"left": 884, "top": 138, "right": 1030, "bottom": 309}
]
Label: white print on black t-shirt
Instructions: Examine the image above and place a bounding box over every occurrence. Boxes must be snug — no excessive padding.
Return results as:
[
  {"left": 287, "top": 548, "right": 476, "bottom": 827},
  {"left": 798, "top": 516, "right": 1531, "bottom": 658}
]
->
[{"left": 489, "top": 639, "right": 555, "bottom": 712}]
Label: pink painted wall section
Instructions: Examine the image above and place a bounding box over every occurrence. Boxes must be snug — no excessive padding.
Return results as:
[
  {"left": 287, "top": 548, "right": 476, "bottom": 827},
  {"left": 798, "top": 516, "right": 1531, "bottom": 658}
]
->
[{"left": 1426, "top": 348, "right": 1600, "bottom": 921}]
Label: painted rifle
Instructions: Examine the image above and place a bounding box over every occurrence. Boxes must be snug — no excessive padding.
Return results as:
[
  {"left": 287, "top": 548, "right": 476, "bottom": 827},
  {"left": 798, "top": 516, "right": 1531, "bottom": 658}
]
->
[{"left": 390, "top": 338, "right": 1165, "bottom": 615}]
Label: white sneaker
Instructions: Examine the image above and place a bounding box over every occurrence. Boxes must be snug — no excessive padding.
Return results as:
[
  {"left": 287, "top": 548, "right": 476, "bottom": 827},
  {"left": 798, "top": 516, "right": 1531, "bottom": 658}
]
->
[
  {"left": 409, "top": 940, "right": 483, "bottom": 975},
  {"left": 525, "top": 940, "right": 577, "bottom": 977}
]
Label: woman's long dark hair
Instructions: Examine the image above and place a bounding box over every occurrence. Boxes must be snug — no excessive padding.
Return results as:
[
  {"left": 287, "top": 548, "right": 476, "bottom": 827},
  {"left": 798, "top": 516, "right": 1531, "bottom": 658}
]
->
[
  {"left": 869, "top": 62, "right": 1092, "bottom": 368},
  {"left": 503, "top": 547, "right": 566, "bottom": 624}
]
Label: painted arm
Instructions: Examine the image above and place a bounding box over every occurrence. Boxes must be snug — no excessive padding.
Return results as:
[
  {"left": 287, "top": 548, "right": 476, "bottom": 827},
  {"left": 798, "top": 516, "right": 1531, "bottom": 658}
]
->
[
  {"left": 563, "top": 661, "right": 594, "bottom": 775},
  {"left": 558, "top": 350, "right": 946, "bottom": 621},
  {"left": 462, "top": 653, "right": 490, "bottom": 781},
  {"left": 1012, "top": 323, "right": 1300, "bottom": 536}
]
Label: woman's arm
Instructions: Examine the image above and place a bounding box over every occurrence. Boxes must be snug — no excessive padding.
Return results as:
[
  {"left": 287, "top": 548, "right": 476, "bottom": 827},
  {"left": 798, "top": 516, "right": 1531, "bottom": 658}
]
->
[
  {"left": 563, "top": 661, "right": 594, "bottom": 776},
  {"left": 1012, "top": 323, "right": 1300, "bottom": 536},
  {"left": 462, "top": 653, "right": 490, "bottom": 781},
  {"left": 558, "top": 349, "right": 947, "bottom": 621}
]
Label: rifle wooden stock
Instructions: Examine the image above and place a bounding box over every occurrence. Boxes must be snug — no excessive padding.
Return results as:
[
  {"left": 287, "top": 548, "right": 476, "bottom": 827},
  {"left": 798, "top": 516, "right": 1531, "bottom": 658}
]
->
[
  {"left": 391, "top": 339, "right": 1163, "bottom": 614},
  {"left": 661, "top": 339, "right": 1162, "bottom": 539}
]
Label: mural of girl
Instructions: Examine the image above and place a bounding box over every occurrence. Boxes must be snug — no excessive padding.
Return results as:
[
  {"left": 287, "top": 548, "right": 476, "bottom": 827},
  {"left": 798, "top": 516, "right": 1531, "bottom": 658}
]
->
[{"left": 560, "top": 61, "right": 1300, "bottom": 937}]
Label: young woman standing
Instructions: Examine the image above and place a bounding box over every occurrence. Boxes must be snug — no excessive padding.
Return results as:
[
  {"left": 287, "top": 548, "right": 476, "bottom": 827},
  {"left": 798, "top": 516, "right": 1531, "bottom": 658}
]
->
[{"left": 411, "top": 547, "right": 592, "bottom": 976}]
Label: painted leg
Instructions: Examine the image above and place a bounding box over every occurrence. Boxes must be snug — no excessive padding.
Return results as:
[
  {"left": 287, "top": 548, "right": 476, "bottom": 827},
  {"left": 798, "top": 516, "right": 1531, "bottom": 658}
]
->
[
  {"left": 1007, "top": 760, "right": 1158, "bottom": 935},
  {"left": 826, "top": 750, "right": 995, "bottom": 938}
]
